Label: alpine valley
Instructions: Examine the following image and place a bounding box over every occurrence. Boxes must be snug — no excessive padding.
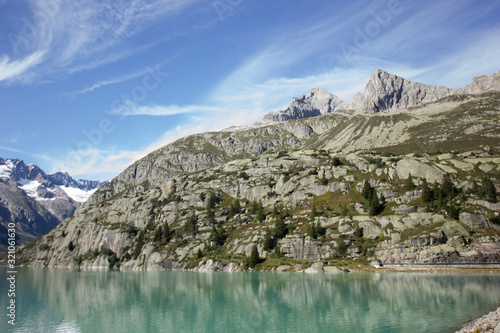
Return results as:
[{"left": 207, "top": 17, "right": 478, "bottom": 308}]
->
[
  {"left": 0, "top": 158, "right": 107, "bottom": 252},
  {"left": 16, "top": 69, "right": 500, "bottom": 272}
]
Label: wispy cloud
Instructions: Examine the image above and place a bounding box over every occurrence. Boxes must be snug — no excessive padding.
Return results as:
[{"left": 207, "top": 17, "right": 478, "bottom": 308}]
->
[
  {"left": 1, "top": 0, "right": 202, "bottom": 84},
  {"left": 66, "top": 70, "right": 149, "bottom": 97},
  {"left": 2, "top": 132, "right": 22, "bottom": 144},
  {"left": 0, "top": 51, "right": 46, "bottom": 83},
  {"left": 109, "top": 103, "right": 222, "bottom": 116}
]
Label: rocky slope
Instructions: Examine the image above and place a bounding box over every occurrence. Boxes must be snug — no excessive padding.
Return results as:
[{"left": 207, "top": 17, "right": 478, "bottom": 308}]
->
[
  {"left": 16, "top": 70, "right": 500, "bottom": 271},
  {"left": 0, "top": 158, "right": 106, "bottom": 251}
]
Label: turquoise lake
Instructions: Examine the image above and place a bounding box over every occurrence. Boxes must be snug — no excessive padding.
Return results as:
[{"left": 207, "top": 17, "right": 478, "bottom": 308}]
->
[{"left": 1, "top": 268, "right": 500, "bottom": 332}]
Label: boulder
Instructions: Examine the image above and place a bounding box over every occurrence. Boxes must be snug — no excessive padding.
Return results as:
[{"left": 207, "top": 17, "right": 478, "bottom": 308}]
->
[
  {"left": 304, "top": 262, "right": 324, "bottom": 273},
  {"left": 459, "top": 212, "right": 488, "bottom": 229}
]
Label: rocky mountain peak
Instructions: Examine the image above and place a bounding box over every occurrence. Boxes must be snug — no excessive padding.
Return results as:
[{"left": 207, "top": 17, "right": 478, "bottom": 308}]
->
[
  {"left": 361, "top": 69, "right": 452, "bottom": 112},
  {"left": 459, "top": 70, "right": 500, "bottom": 94},
  {"left": 263, "top": 87, "right": 344, "bottom": 122},
  {"left": 262, "top": 69, "right": 500, "bottom": 122}
]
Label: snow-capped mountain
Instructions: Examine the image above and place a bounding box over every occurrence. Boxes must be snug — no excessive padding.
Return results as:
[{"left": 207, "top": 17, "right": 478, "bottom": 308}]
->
[{"left": 0, "top": 157, "right": 107, "bottom": 251}]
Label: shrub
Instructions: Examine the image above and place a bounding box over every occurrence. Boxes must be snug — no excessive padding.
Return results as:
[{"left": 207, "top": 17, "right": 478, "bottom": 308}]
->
[
  {"left": 336, "top": 240, "right": 348, "bottom": 257},
  {"left": 277, "top": 150, "right": 288, "bottom": 158},
  {"left": 239, "top": 171, "right": 250, "bottom": 180},
  {"left": 318, "top": 175, "right": 329, "bottom": 186}
]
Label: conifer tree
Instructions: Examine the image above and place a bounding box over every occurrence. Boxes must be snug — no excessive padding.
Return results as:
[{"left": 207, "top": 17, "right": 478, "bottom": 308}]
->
[
  {"left": 362, "top": 180, "right": 373, "bottom": 201},
  {"left": 154, "top": 225, "right": 162, "bottom": 242},
  {"left": 404, "top": 174, "right": 415, "bottom": 191},
  {"left": 186, "top": 214, "right": 197, "bottom": 235},
  {"left": 421, "top": 178, "right": 432, "bottom": 203},
  {"left": 441, "top": 174, "right": 456, "bottom": 199},
  {"left": 163, "top": 222, "right": 171, "bottom": 242},
  {"left": 209, "top": 226, "right": 224, "bottom": 246},
  {"left": 307, "top": 222, "right": 318, "bottom": 239},
  {"left": 446, "top": 204, "right": 459, "bottom": 220},
  {"left": 274, "top": 213, "right": 287, "bottom": 239},
  {"left": 263, "top": 230, "right": 274, "bottom": 251},
  {"left": 249, "top": 245, "right": 260, "bottom": 268},
  {"left": 369, "top": 190, "right": 380, "bottom": 216},
  {"left": 482, "top": 175, "right": 498, "bottom": 202}
]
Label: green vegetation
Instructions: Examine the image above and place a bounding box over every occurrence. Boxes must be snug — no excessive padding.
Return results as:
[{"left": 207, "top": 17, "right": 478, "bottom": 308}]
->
[
  {"left": 185, "top": 214, "right": 198, "bottom": 235},
  {"left": 245, "top": 245, "right": 260, "bottom": 268},
  {"left": 469, "top": 175, "right": 498, "bottom": 202},
  {"left": 38, "top": 244, "right": 50, "bottom": 251}
]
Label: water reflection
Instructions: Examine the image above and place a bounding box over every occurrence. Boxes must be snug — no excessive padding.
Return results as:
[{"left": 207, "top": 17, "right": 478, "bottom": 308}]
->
[{"left": 2, "top": 268, "right": 500, "bottom": 333}]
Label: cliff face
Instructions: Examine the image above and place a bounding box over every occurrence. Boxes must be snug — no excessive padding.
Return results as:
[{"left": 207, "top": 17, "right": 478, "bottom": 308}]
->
[{"left": 16, "top": 70, "right": 500, "bottom": 271}]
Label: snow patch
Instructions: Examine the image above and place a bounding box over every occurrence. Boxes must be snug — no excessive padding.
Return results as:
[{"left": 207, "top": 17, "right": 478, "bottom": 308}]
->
[
  {"left": 19, "top": 179, "right": 43, "bottom": 199},
  {"left": 58, "top": 186, "right": 96, "bottom": 203},
  {"left": 0, "top": 160, "right": 13, "bottom": 179}
]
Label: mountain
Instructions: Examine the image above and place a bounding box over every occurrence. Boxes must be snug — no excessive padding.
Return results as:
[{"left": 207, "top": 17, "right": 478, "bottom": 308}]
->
[
  {"left": 264, "top": 69, "right": 500, "bottom": 120},
  {"left": 0, "top": 158, "right": 107, "bottom": 251},
  {"left": 16, "top": 69, "right": 500, "bottom": 271}
]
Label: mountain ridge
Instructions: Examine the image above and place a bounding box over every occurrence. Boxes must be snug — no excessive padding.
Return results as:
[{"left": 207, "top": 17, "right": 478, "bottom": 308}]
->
[
  {"left": 0, "top": 157, "right": 107, "bottom": 251},
  {"left": 15, "top": 69, "right": 500, "bottom": 271},
  {"left": 263, "top": 69, "right": 500, "bottom": 121}
]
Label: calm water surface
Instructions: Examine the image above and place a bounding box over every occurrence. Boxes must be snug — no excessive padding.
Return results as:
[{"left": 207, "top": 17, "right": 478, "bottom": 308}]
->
[{"left": 1, "top": 267, "right": 499, "bottom": 332}]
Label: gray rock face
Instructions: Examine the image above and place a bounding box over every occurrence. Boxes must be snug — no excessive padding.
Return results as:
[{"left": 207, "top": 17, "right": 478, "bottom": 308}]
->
[
  {"left": 353, "top": 69, "right": 500, "bottom": 113},
  {"left": 263, "top": 88, "right": 344, "bottom": 122},
  {"left": 459, "top": 212, "right": 488, "bottom": 229},
  {"left": 263, "top": 69, "right": 500, "bottom": 119},
  {"left": 362, "top": 70, "right": 452, "bottom": 112}
]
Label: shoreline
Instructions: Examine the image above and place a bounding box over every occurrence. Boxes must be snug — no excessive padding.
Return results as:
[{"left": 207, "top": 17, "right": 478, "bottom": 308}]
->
[
  {"left": 4, "top": 262, "right": 500, "bottom": 274},
  {"left": 455, "top": 307, "right": 500, "bottom": 332}
]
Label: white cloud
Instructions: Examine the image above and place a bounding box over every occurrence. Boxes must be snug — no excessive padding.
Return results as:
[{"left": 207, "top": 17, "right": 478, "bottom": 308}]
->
[
  {"left": 109, "top": 103, "right": 222, "bottom": 116},
  {"left": 3, "top": 132, "right": 22, "bottom": 144},
  {"left": 1, "top": 0, "right": 202, "bottom": 84},
  {"left": 0, "top": 51, "right": 46, "bottom": 83},
  {"left": 66, "top": 70, "right": 149, "bottom": 97}
]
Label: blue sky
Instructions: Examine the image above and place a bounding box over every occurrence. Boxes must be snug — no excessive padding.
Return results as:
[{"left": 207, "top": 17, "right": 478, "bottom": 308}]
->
[{"left": 1, "top": 0, "right": 500, "bottom": 181}]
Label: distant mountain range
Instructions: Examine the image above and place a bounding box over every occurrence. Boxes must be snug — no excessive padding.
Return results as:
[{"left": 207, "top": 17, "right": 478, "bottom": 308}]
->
[{"left": 0, "top": 157, "right": 107, "bottom": 251}]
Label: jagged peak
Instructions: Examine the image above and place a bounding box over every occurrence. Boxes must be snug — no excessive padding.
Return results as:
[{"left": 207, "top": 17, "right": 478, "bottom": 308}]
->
[{"left": 263, "top": 87, "right": 344, "bottom": 123}]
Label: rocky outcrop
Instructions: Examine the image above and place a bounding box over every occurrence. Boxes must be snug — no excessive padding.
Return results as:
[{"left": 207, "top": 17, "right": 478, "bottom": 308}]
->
[
  {"left": 361, "top": 70, "right": 452, "bottom": 112},
  {"left": 263, "top": 88, "right": 344, "bottom": 122}
]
